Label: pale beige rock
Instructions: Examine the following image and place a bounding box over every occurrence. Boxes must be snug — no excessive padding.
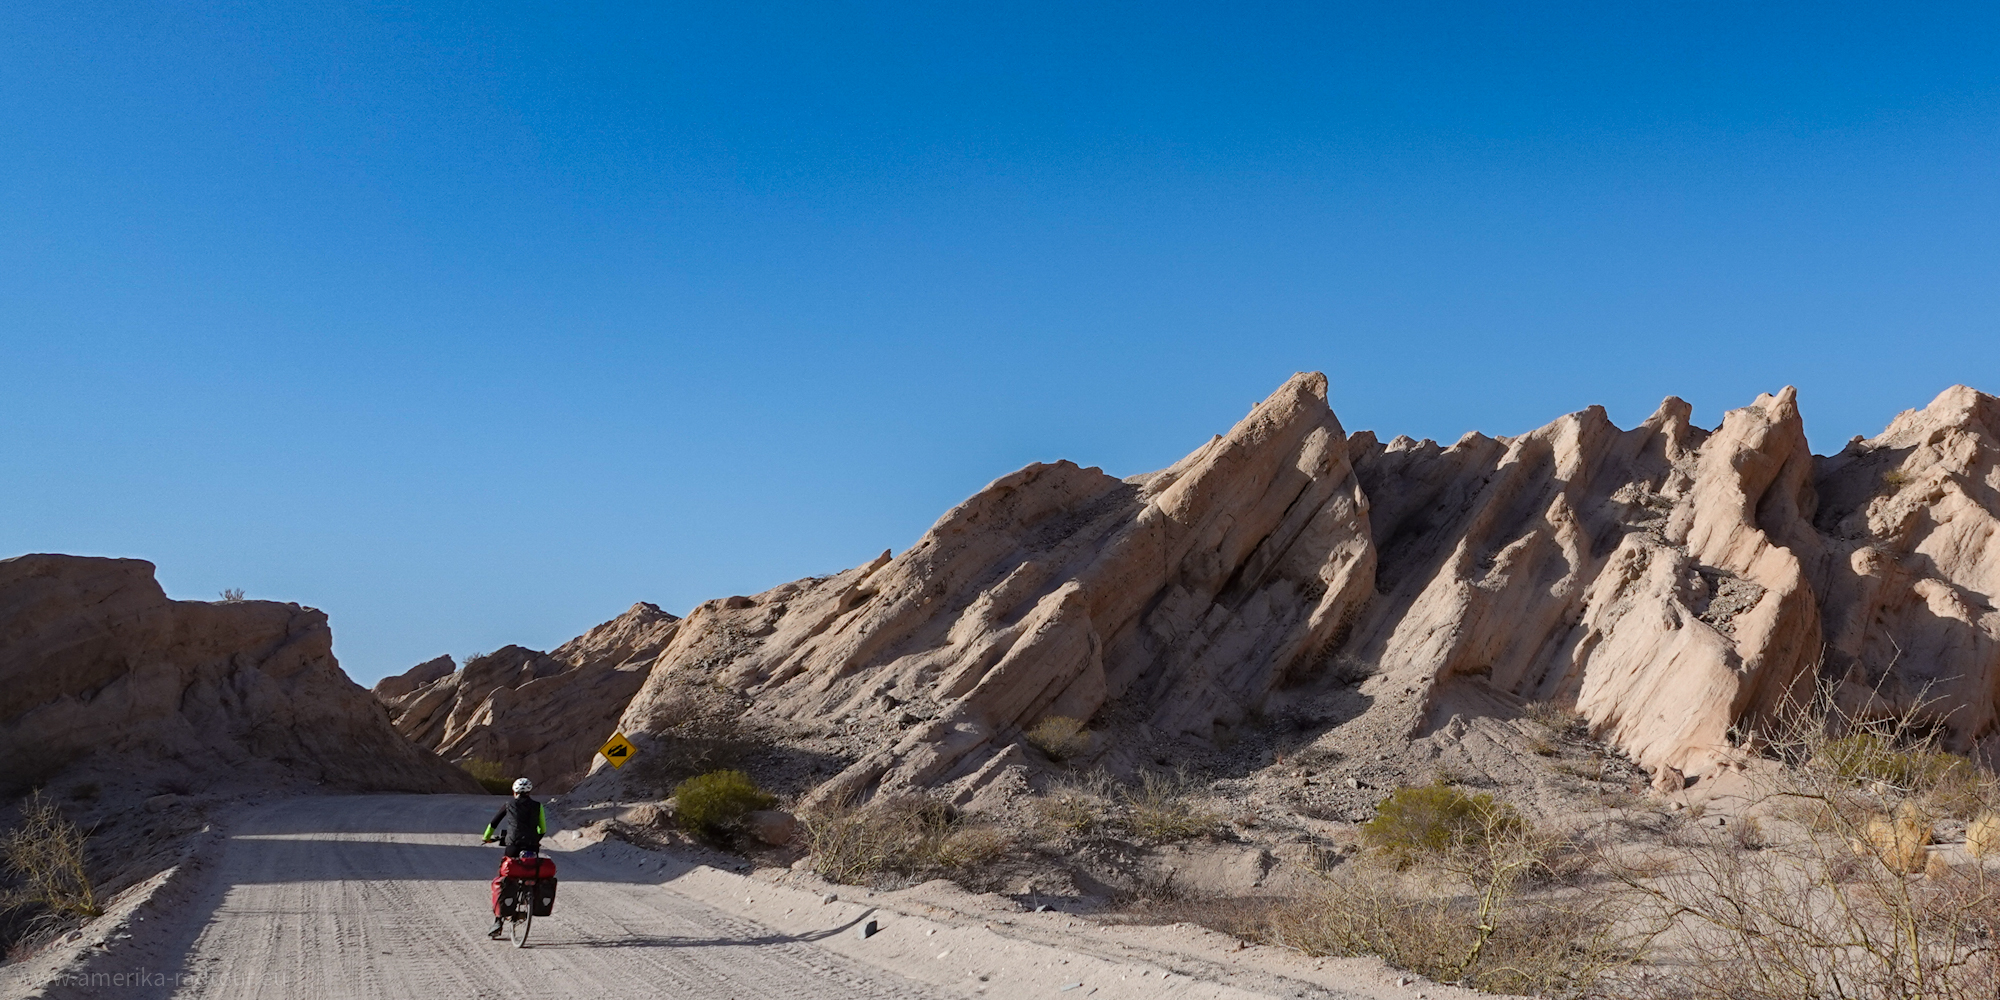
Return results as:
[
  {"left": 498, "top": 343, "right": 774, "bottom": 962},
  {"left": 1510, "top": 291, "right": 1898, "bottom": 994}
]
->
[
  {"left": 0, "top": 554, "right": 476, "bottom": 795},
  {"left": 1813, "top": 386, "right": 2000, "bottom": 749},
  {"left": 584, "top": 372, "right": 1375, "bottom": 807},
  {"left": 375, "top": 602, "right": 680, "bottom": 791},
  {"left": 743, "top": 809, "right": 798, "bottom": 846},
  {"left": 554, "top": 376, "right": 2000, "bottom": 805},
  {"left": 1966, "top": 812, "right": 2000, "bottom": 858}
]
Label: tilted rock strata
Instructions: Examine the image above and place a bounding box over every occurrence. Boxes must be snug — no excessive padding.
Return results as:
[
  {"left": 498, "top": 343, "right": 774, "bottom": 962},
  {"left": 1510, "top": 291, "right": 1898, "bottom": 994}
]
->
[
  {"left": 375, "top": 602, "right": 679, "bottom": 790},
  {"left": 1811, "top": 386, "right": 2000, "bottom": 748},
  {"left": 571, "top": 377, "right": 2000, "bottom": 803},
  {"left": 0, "top": 554, "right": 476, "bottom": 794}
]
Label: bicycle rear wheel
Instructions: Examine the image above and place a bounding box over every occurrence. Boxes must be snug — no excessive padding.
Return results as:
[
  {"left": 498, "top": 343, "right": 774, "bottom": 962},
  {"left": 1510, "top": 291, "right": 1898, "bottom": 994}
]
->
[{"left": 510, "top": 887, "right": 533, "bottom": 947}]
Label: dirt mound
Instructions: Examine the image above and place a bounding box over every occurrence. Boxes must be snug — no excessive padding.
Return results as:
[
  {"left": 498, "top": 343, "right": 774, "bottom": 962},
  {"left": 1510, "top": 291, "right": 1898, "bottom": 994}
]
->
[
  {"left": 375, "top": 602, "right": 680, "bottom": 791},
  {"left": 0, "top": 553, "right": 476, "bottom": 797}
]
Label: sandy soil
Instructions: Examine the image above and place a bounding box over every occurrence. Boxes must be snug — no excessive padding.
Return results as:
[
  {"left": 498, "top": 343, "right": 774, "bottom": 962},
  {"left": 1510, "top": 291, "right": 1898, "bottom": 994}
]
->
[{"left": 6, "top": 795, "right": 1482, "bottom": 1000}]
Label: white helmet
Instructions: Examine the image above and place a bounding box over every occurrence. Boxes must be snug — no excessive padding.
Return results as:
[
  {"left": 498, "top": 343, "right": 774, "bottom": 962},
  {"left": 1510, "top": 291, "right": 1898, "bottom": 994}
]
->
[{"left": 512, "top": 778, "right": 533, "bottom": 794}]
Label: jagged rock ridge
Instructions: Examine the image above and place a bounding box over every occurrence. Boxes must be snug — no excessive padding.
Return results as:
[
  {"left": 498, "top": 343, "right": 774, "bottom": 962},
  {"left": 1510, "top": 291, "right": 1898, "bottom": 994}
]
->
[
  {"left": 374, "top": 602, "right": 680, "bottom": 790},
  {"left": 0, "top": 554, "right": 476, "bottom": 795},
  {"left": 393, "top": 375, "right": 2000, "bottom": 804}
]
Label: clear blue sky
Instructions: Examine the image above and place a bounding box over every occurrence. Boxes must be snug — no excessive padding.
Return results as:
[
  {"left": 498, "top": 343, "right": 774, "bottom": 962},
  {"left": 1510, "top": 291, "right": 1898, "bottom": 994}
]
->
[{"left": 4, "top": 2, "right": 1997, "bottom": 683}]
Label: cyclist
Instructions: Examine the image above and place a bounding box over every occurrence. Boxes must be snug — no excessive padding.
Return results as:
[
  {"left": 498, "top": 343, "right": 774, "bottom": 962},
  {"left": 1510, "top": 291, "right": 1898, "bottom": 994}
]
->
[{"left": 482, "top": 777, "right": 547, "bottom": 938}]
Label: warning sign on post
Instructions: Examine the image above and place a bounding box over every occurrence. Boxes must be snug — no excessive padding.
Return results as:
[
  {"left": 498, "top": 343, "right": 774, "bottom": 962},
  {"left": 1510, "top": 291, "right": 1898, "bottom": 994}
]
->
[{"left": 598, "top": 732, "right": 636, "bottom": 768}]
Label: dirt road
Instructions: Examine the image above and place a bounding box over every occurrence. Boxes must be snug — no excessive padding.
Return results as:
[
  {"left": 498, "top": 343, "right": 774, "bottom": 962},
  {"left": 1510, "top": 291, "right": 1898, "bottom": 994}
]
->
[
  {"left": 18, "top": 794, "right": 1459, "bottom": 1000},
  {"left": 48, "top": 795, "right": 953, "bottom": 1000}
]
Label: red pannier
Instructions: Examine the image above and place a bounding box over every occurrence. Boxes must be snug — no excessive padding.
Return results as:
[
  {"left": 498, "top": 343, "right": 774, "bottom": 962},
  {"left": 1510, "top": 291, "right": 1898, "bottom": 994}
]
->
[{"left": 491, "top": 856, "right": 559, "bottom": 917}]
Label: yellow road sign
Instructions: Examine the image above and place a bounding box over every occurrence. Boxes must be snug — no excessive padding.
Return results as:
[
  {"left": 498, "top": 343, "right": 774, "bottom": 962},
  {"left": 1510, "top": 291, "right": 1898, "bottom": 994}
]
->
[{"left": 598, "top": 732, "right": 637, "bottom": 769}]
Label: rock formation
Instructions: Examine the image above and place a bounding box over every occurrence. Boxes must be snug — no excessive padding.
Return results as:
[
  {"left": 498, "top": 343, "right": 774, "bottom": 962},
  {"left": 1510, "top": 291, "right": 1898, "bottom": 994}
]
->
[
  {"left": 418, "top": 375, "right": 2000, "bottom": 804},
  {"left": 0, "top": 554, "right": 476, "bottom": 796},
  {"left": 375, "top": 602, "right": 679, "bottom": 790}
]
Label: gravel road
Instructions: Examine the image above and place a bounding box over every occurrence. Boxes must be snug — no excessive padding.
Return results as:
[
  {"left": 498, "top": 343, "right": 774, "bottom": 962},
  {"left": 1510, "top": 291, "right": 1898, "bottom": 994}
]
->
[{"left": 50, "top": 795, "right": 954, "bottom": 1000}]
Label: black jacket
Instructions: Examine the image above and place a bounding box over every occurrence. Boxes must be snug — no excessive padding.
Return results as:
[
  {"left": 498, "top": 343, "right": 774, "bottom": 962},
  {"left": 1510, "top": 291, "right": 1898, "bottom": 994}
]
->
[{"left": 484, "top": 794, "right": 547, "bottom": 855}]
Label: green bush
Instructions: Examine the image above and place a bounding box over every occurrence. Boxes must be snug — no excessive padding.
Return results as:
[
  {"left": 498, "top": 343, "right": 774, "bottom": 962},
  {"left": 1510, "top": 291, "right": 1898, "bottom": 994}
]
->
[
  {"left": 1024, "top": 716, "right": 1092, "bottom": 761},
  {"left": 1362, "top": 784, "right": 1522, "bottom": 863},
  {"left": 460, "top": 759, "right": 513, "bottom": 795},
  {"left": 674, "top": 769, "right": 775, "bottom": 840}
]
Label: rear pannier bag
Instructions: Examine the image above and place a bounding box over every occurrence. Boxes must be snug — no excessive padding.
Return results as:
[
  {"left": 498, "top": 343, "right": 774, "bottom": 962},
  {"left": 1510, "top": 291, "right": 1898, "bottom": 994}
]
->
[{"left": 491, "top": 856, "right": 558, "bottom": 916}]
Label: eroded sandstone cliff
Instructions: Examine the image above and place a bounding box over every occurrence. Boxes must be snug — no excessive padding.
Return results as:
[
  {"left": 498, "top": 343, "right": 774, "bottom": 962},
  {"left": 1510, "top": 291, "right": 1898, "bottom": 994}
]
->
[
  {"left": 396, "top": 375, "right": 2000, "bottom": 805},
  {"left": 0, "top": 554, "right": 476, "bottom": 796},
  {"left": 375, "top": 602, "right": 680, "bottom": 790}
]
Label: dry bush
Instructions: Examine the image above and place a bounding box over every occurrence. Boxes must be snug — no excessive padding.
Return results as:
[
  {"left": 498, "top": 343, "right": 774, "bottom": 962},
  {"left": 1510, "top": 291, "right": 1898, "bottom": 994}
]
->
[
  {"left": 1270, "top": 807, "right": 1631, "bottom": 997},
  {"left": 1033, "top": 770, "right": 1115, "bottom": 838},
  {"left": 1124, "top": 768, "right": 1221, "bottom": 843},
  {"left": 804, "top": 795, "right": 1011, "bottom": 885},
  {"left": 1024, "top": 716, "right": 1092, "bottom": 762},
  {"left": 1615, "top": 692, "right": 2000, "bottom": 1000},
  {"left": 1731, "top": 814, "right": 1770, "bottom": 851},
  {"left": 2, "top": 791, "right": 100, "bottom": 919},
  {"left": 1524, "top": 700, "right": 1589, "bottom": 738}
]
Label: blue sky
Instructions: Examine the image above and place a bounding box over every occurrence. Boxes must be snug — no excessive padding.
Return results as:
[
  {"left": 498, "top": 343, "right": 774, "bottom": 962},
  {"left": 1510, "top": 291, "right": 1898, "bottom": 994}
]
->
[{"left": 4, "top": 2, "right": 1997, "bottom": 683}]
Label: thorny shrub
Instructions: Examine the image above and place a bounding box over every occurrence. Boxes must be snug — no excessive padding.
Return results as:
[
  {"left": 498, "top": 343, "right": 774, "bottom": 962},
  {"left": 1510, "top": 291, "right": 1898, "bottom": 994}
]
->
[
  {"left": 1033, "top": 770, "right": 1116, "bottom": 837},
  {"left": 1271, "top": 801, "right": 1633, "bottom": 998},
  {"left": 2, "top": 791, "right": 100, "bottom": 919},
  {"left": 1612, "top": 691, "right": 2000, "bottom": 1000},
  {"left": 805, "top": 795, "right": 1012, "bottom": 886},
  {"left": 1124, "top": 768, "right": 1222, "bottom": 843}
]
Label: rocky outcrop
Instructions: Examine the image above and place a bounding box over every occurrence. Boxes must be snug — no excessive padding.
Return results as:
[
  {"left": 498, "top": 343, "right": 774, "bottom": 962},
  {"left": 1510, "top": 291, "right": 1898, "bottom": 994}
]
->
[
  {"left": 376, "top": 603, "right": 679, "bottom": 790},
  {"left": 482, "top": 375, "right": 1994, "bottom": 806},
  {"left": 1812, "top": 386, "right": 2000, "bottom": 750},
  {"left": 0, "top": 554, "right": 477, "bottom": 797}
]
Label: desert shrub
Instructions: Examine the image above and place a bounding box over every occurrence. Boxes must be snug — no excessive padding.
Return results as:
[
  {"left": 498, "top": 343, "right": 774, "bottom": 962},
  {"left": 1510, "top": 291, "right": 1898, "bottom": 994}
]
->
[
  {"left": 1362, "top": 784, "right": 1522, "bottom": 863},
  {"left": 1034, "top": 770, "right": 1115, "bottom": 838},
  {"left": 804, "top": 794, "right": 1011, "bottom": 885},
  {"left": 459, "top": 759, "right": 513, "bottom": 795},
  {"left": 1124, "top": 768, "right": 1221, "bottom": 843},
  {"left": 1730, "top": 813, "right": 1769, "bottom": 851},
  {"left": 673, "top": 770, "right": 776, "bottom": 841},
  {"left": 1269, "top": 816, "right": 1628, "bottom": 997},
  {"left": 1024, "top": 716, "right": 1092, "bottom": 762},
  {"left": 1613, "top": 692, "right": 2000, "bottom": 999},
  {"left": 1882, "top": 467, "right": 1913, "bottom": 492},
  {"left": 2, "top": 791, "right": 100, "bottom": 918},
  {"left": 1523, "top": 700, "right": 1588, "bottom": 737},
  {"left": 1817, "top": 732, "right": 1965, "bottom": 788},
  {"left": 217, "top": 588, "right": 245, "bottom": 602}
]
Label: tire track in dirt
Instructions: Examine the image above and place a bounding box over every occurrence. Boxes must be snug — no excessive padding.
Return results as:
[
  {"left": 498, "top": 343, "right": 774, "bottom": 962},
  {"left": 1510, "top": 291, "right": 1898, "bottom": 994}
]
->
[{"left": 50, "top": 795, "right": 955, "bottom": 1000}]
